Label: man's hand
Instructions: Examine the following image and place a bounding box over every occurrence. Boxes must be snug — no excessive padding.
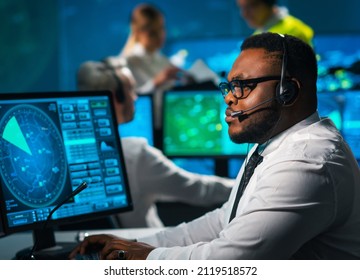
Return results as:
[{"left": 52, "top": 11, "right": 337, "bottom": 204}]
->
[{"left": 68, "top": 234, "right": 155, "bottom": 260}]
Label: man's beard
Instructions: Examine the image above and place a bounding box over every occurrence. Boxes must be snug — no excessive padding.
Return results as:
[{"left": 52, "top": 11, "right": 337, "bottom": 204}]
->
[{"left": 229, "top": 108, "right": 281, "bottom": 144}]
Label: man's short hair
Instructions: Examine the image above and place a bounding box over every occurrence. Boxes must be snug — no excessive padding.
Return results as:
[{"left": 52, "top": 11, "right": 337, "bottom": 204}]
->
[{"left": 241, "top": 32, "right": 318, "bottom": 94}]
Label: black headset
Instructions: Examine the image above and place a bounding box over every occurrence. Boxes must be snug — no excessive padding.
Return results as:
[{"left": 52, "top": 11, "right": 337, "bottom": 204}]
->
[
  {"left": 275, "top": 34, "right": 299, "bottom": 105},
  {"left": 101, "top": 59, "right": 126, "bottom": 103}
]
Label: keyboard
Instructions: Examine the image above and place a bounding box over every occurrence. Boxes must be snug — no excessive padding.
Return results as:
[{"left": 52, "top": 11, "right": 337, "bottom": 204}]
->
[{"left": 74, "top": 252, "right": 100, "bottom": 260}]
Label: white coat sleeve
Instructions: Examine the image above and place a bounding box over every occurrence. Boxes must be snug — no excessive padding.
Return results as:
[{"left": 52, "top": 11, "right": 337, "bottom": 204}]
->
[{"left": 137, "top": 143, "right": 234, "bottom": 206}]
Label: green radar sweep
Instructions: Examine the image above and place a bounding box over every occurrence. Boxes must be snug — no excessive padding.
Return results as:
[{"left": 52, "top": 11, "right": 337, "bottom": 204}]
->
[{"left": 3, "top": 116, "right": 32, "bottom": 155}]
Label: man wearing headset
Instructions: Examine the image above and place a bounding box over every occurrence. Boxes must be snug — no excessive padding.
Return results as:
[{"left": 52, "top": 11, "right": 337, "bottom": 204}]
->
[
  {"left": 76, "top": 59, "right": 233, "bottom": 229},
  {"left": 70, "top": 33, "right": 360, "bottom": 260}
]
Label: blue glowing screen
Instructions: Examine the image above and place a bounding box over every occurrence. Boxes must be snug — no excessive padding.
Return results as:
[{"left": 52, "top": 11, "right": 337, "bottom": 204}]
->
[
  {"left": 228, "top": 158, "right": 245, "bottom": 179},
  {"left": 0, "top": 92, "right": 132, "bottom": 232},
  {"left": 317, "top": 92, "right": 343, "bottom": 130},
  {"left": 171, "top": 158, "right": 216, "bottom": 175},
  {"left": 342, "top": 90, "right": 360, "bottom": 159},
  {"left": 118, "top": 94, "right": 154, "bottom": 146}
]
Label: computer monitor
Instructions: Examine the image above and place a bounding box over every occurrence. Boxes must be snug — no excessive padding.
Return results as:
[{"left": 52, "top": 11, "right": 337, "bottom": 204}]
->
[
  {"left": 228, "top": 158, "right": 245, "bottom": 179},
  {"left": 171, "top": 158, "right": 216, "bottom": 175},
  {"left": 162, "top": 89, "right": 249, "bottom": 157},
  {"left": 119, "top": 94, "right": 154, "bottom": 146},
  {"left": 342, "top": 90, "right": 360, "bottom": 159},
  {"left": 317, "top": 92, "right": 343, "bottom": 131},
  {"left": 0, "top": 90, "right": 133, "bottom": 259}
]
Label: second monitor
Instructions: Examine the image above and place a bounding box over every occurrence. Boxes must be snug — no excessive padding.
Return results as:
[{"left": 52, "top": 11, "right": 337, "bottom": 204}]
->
[
  {"left": 119, "top": 94, "right": 154, "bottom": 146},
  {"left": 162, "top": 89, "right": 249, "bottom": 158}
]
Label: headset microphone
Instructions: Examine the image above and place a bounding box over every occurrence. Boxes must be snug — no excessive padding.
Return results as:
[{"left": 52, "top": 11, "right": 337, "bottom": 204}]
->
[{"left": 230, "top": 97, "right": 275, "bottom": 117}]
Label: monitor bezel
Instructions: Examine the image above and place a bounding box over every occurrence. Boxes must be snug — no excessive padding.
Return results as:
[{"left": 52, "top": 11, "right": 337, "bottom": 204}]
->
[
  {"left": 0, "top": 215, "right": 5, "bottom": 237},
  {"left": 0, "top": 90, "right": 133, "bottom": 235}
]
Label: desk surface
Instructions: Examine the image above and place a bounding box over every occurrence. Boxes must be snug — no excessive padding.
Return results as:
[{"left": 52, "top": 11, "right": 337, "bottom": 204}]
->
[{"left": 0, "top": 227, "right": 163, "bottom": 260}]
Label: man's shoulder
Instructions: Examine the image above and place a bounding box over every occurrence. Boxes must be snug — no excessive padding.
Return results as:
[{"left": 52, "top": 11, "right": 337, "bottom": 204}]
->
[{"left": 279, "top": 118, "right": 347, "bottom": 161}]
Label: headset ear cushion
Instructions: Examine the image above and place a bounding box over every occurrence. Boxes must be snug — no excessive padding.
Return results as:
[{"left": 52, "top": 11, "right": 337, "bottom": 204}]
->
[{"left": 276, "top": 81, "right": 299, "bottom": 105}]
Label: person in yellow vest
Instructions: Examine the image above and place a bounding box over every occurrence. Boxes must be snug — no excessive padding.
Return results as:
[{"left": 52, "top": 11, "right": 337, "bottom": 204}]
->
[{"left": 237, "top": 0, "right": 314, "bottom": 46}]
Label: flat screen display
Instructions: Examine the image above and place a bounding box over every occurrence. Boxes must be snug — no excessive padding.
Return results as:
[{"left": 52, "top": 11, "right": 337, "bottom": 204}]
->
[
  {"left": 342, "top": 90, "right": 360, "bottom": 159},
  {"left": 0, "top": 91, "right": 133, "bottom": 233},
  {"left": 162, "top": 90, "right": 249, "bottom": 157},
  {"left": 171, "top": 158, "right": 216, "bottom": 175},
  {"left": 317, "top": 92, "right": 343, "bottom": 130},
  {"left": 119, "top": 94, "right": 154, "bottom": 146}
]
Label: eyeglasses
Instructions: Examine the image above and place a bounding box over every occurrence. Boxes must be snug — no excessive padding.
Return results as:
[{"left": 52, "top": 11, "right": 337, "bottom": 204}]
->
[{"left": 219, "top": 76, "right": 281, "bottom": 99}]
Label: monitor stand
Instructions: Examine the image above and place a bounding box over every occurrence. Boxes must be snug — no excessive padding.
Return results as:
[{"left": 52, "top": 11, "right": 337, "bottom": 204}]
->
[
  {"left": 215, "top": 158, "right": 229, "bottom": 177},
  {"left": 15, "top": 228, "right": 77, "bottom": 260}
]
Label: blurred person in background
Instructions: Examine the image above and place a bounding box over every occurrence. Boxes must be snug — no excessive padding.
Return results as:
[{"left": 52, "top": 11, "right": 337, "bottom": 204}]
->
[
  {"left": 108, "top": 3, "right": 194, "bottom": 130},
  {"left": 237, "top": 0, "right": 314, "bottom": 46}
]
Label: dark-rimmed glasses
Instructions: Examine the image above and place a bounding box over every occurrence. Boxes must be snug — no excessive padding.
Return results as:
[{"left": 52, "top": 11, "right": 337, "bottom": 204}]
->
[{"left": 219, "top": 76, "right": 281, "bottom": 99}]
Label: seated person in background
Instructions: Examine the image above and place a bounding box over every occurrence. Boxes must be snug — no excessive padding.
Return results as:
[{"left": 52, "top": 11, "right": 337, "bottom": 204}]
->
[
  {"left": 108, "top": 3, "right": 194, "bottom": 128},
  {"left": 76, "top": 59, "right": 234, "bottom": 228},
  {"left": 237, "top": 0, "right": 314, "bottom": 46},
  {"left": 70, "top": 33, "right": 360, "bottom": 260}
]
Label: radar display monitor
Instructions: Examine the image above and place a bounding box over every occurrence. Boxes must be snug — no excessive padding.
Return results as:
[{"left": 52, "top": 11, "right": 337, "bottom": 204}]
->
[
  {"left": 162, "top": 89, "right": 249, "bottom": 157},
  {"left": 0, "top": 90, "right": 133, "bottom": 259}
]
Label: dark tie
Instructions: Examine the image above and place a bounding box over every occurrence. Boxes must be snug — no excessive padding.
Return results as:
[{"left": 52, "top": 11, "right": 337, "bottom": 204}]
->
[{"left": 229, "top": 149, "right": 263, "bottom": 223}]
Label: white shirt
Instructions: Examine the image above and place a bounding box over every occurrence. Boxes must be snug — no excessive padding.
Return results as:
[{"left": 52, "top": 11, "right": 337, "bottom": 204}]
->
[
  {"left": 139, "top": 112, "right": 360, "bottom": 259},
  {"left": 124, "top": 43, "right": 175, "bottom": 94},
  {"left": 115, "top": 137, "right": 234, "bottom": 228},
  {"left": 123, "top": 43, "right": 176, "bottom": 128}
]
